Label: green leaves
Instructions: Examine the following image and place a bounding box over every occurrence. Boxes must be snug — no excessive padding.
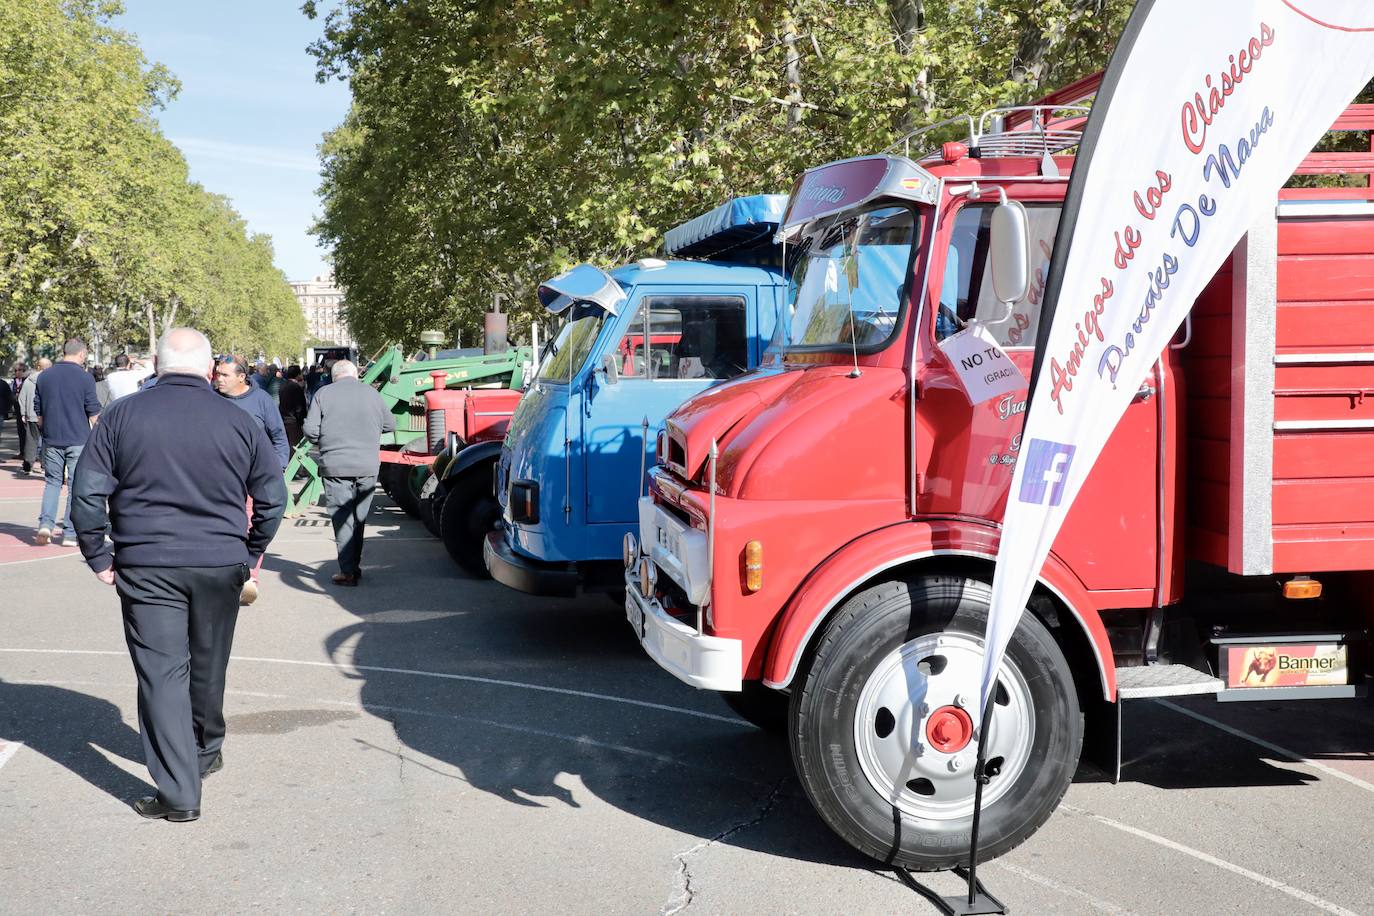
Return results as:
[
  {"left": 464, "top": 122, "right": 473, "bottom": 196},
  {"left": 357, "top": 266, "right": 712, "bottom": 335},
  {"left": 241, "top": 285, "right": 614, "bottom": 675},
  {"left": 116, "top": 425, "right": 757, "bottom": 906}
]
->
[
  {"left": 311, "top": 0, "right": 1134, "bottom": 351},
  {"left": 0, "top": 0, "right": 306, "bottom": 360}
]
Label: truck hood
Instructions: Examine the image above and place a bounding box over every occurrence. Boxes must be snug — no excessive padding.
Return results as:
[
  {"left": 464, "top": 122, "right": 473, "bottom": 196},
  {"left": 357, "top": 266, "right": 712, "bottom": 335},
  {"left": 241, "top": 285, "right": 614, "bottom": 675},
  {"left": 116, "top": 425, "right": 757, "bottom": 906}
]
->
[{"left": 663, "top": 370, "right": 803, "bottom": 481}]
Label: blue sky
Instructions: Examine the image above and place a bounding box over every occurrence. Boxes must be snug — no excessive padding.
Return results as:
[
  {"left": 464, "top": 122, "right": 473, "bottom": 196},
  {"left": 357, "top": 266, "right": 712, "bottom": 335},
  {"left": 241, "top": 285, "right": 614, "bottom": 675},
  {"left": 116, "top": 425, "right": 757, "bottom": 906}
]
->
[{"left": 116, "top": 1, "right": 350, "bottom": 282}]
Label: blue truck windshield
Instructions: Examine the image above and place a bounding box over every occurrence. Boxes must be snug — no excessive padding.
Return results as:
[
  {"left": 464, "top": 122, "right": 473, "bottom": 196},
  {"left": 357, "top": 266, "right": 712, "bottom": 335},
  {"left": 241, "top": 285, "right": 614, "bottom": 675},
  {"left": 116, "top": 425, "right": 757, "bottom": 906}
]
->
[
  {"left": 774, "top": 205, "right": 915, "bottom": 353},
  {"left": 538, "top": 302, "right": 608, "bottom": 383}
]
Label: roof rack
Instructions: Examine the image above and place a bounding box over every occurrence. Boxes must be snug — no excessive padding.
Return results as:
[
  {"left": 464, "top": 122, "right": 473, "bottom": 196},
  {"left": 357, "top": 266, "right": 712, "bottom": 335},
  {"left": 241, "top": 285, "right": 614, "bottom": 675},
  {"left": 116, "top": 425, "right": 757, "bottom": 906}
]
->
[{"left": 884, "top": 104, "right": 1090, "bottom": 162}]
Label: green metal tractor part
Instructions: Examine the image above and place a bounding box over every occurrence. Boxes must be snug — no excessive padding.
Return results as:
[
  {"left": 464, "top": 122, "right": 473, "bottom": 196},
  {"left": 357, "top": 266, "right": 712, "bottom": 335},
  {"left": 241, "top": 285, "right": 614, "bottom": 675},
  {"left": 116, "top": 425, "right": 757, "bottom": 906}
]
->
[
  {"left": 366, "top": 345, "right": 533, "bottom": 450},
  {"left": 283, "top": 439, "right": 324, "bottom": 518},
  {"left": 283, "top": 342, "right": 532, "bottom": 517}
]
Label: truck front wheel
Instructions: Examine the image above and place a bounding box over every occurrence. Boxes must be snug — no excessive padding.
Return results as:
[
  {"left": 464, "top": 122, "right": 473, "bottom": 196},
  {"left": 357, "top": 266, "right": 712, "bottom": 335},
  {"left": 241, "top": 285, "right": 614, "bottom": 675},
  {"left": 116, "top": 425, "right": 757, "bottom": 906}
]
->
[
  {"left": 440, "top": 466, "right": 500, "bottom": 578},
  {"left": 790, "top": 575, "right": 1081, "bottom": 871}
]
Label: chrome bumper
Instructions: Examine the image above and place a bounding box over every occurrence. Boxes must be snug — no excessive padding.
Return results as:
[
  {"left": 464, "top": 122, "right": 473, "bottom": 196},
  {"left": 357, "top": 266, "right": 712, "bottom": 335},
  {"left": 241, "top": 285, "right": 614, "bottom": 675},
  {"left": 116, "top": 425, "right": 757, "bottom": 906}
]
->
[{"left": 624, "top": 570, "right": 741, "bottom": 692}]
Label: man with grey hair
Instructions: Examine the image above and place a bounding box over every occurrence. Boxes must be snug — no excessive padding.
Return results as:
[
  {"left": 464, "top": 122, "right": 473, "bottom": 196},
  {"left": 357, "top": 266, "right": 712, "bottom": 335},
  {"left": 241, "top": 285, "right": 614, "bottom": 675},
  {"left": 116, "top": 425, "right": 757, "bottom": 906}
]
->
[
  {"left": 303, "top": 357, "right": 394, "bottom": 585},
  {"left": 72, "top": 327, "right": 286, "bottom": 822}
]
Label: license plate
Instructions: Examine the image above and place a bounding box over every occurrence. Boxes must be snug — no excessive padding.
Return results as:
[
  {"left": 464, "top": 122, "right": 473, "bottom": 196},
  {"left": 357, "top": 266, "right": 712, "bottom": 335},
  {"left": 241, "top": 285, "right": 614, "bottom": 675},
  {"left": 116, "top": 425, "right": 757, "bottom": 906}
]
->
[
  {"left": 656, "top": 526, "right": 679, "bottom": 557},
  {"left": 420, "top": 475, "right": 439, "bottom": 499},
  {"left": 626, "top": 593, "right": 646, "bottom": 640}
]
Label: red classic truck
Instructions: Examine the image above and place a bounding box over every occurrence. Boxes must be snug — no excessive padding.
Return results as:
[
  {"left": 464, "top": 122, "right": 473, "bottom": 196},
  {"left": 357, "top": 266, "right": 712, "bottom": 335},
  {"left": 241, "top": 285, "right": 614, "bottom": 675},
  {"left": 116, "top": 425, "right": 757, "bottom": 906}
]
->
[{"left": 623, "top": 86, "right": 1374, "bottom": 870}]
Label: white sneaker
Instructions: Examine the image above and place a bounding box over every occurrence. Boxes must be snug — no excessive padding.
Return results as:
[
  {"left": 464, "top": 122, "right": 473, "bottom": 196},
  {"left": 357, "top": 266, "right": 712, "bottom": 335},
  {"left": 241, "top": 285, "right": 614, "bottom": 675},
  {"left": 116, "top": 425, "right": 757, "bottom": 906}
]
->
[
  {"left": 239, "top": 579, "right": 259, "bottom": 607},
  {"left": 34, "top": 527, "right": 50, "bottom": 546}
]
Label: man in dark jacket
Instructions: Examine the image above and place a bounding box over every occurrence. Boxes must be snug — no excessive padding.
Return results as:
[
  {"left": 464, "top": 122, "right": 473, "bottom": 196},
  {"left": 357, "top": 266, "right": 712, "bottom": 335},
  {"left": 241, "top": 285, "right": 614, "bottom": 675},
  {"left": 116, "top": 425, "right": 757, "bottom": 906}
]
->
[
  {"left": 34, "top": 339, "right": 101, "bottom": 544},
  {"left": 214, "top": 354, "right": 290, "bottom": 607},
  {"left": 72, "top": 328, "right": 286, "bottom": 822},
  {"left": 277, "top": 365, "right": 308, "bottom": 448},
  {"left": 0, "top": 365, "right": 14, "bottom": 459},
  {"left": 303, "top": 359, "right": 394, "bottom": 586}
]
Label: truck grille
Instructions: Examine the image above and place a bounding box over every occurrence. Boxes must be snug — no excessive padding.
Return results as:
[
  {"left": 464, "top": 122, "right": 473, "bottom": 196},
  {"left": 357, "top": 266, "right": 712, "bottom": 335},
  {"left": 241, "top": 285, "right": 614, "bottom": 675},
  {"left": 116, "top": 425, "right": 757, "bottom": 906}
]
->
[{"left": 427, "top": 409, "right": 446, "bottom": 454}]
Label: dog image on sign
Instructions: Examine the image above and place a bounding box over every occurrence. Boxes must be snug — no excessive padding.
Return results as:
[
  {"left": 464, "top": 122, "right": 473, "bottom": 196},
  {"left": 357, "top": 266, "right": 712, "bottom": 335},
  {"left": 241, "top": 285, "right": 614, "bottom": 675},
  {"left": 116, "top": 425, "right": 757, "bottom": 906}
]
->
[{"left": 937, "top": 320, "right": 1026, "bottom": 406}]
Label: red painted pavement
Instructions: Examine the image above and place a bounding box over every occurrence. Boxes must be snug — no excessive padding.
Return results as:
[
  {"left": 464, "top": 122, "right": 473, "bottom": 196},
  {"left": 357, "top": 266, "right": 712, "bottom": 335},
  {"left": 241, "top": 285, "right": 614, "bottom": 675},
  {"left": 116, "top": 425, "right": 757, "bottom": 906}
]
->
[{"left": 0, "top": 460, "right": 80, "bottom": 565}]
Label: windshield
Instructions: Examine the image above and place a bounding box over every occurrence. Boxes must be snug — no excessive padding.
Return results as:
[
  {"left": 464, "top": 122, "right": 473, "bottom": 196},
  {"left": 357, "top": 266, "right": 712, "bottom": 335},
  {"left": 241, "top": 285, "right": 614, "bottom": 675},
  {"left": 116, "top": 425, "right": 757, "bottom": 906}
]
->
[
  {"left": 537, "top": 301, "right": 608, "bottom": 383},
  {"left": 773, "top": 204, "right": 916, "bottom": 353}
]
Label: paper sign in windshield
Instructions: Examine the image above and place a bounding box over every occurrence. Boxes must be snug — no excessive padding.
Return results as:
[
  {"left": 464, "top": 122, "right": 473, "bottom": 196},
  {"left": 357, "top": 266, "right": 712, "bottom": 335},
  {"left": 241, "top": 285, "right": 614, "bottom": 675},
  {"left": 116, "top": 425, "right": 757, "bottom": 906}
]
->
[{"left": 937, "top": 322, "right": 1026, "bottom": 406}]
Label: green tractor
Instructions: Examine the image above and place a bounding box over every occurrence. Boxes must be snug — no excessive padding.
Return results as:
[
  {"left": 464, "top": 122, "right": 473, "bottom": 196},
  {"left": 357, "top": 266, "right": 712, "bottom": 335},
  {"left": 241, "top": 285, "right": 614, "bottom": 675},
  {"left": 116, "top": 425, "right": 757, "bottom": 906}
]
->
[{"left": 284, "top": 336, "right": 533, "bottom": 518}]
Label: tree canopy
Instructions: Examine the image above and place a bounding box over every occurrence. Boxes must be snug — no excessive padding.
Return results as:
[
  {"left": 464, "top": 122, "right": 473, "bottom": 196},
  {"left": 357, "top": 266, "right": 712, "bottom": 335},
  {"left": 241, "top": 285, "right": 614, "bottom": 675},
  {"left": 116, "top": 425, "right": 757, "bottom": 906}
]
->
[
  {"left": 0, "top": 0, "right": 306, "bottom": 362},
  {"left": 307, "top": 0, "right": 1132, "bottom": 351}
]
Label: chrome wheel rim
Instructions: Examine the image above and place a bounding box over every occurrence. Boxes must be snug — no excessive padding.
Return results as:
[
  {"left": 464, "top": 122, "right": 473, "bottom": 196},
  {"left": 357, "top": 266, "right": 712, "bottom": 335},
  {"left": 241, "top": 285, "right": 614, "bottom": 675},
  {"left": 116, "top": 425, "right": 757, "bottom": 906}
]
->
[{"left": 852, "top": 630, "right": 1035, "bottom": 821}]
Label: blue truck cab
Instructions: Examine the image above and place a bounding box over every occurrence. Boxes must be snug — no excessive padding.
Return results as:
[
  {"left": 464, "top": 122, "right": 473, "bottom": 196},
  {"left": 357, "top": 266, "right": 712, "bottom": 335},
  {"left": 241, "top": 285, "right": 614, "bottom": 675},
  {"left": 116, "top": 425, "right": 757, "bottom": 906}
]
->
[{"left": 480, "top": 197, "right": 786, "bottom": 596}]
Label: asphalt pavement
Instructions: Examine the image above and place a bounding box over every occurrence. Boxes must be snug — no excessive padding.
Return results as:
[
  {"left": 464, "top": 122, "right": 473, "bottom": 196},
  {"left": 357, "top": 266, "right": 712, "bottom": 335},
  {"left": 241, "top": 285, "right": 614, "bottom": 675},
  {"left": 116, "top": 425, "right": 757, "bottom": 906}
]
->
[{"left": 1, "top": 422, "right": 1371, "bottom": 915}]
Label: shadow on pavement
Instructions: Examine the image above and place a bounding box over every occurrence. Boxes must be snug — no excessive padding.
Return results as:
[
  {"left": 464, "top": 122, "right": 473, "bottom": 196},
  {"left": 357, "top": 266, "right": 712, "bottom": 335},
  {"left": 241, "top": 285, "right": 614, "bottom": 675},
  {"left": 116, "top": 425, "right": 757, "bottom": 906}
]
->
[
  {"left": 0, "top": 677, "right": 152, "bottom": 803},
  {"left": 261, "top": 502, "right": 880, "bottom": 871}
]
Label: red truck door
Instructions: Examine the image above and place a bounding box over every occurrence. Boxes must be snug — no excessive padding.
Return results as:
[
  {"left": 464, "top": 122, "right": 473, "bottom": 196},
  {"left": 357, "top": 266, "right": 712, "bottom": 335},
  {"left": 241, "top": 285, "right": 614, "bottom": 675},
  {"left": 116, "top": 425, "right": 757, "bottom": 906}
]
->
[{"left": 918, "top": 199, "right": 1164, "bottom": 593}]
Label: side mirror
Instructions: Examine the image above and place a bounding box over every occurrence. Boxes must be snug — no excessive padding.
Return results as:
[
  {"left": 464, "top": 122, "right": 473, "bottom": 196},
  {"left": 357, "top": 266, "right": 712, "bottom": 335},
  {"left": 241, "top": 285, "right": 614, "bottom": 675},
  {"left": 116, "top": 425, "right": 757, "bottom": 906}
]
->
[
  {"left": 599, "top": 352, "right": 620, "bottom": 385},
  {"left": 989, "top": 199, "right": 1030, "bottom": 305}
]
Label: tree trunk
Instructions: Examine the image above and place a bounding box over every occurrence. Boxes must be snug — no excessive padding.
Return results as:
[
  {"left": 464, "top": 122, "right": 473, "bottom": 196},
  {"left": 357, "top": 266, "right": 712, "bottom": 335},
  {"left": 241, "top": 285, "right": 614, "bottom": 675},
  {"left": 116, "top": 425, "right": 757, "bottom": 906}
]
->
[
  {"left": 1011, "top": 0, "right": 1103, "bottom": 91},
  {"left": 146, "top": 300, "right": 156, "bottom": 354},
  {"left": 891, "top": 0, "right": 930, "bottom": 132},
  {"left": 783, "top": 13, "right": 802, "bottom": 131}
]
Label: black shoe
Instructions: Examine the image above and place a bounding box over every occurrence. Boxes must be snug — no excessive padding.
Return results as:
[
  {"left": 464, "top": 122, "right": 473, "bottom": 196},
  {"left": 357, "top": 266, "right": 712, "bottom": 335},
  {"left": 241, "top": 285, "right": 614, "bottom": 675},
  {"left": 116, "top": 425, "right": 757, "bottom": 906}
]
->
[
  {"left": 331, "top": 572, "right": 358, "bottom": 586},
  {"left": 134, "top": 796, "right": 199, "bottom": 822},
  {"left": 202, "top": 752, "right": 223, "bottom": 778}
]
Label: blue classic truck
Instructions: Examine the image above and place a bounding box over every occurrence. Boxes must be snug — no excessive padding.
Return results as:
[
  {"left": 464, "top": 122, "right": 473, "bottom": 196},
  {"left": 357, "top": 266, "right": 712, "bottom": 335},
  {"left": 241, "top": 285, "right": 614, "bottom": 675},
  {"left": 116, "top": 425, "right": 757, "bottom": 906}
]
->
[{"left": 433, "top": 196, "right": 787, "bottom": 588}]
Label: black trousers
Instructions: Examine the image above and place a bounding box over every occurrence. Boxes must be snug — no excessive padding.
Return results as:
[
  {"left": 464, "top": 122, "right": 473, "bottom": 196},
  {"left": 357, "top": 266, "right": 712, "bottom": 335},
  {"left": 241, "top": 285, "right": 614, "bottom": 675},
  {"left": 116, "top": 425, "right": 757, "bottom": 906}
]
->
[
  {"left": 323, "top": 475, "right": 376, "bottom": 576},
  {"left": 116, "top": 564, "right": 248, "bottom": 810}
]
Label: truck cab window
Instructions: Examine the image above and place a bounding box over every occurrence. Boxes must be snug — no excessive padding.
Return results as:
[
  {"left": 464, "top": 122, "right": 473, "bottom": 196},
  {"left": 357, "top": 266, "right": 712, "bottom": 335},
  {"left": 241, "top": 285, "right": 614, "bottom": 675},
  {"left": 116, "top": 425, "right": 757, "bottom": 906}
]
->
[
  {"left": 937, "top": 203, "right": 1062, "bottom": 347},
  {"left": 617, "top": 296, "right": 749, "bottom": 380}
]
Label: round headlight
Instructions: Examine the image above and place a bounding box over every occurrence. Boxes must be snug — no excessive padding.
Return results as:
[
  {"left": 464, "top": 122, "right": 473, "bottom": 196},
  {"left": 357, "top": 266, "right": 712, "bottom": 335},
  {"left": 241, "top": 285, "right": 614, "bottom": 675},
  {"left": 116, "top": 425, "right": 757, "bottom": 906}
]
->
[
  {"left": 623, "top": 532, "right": 638, "bottom": 569},
  {"left": 638, "top": 556, "right": 657, "bottom": 597}
]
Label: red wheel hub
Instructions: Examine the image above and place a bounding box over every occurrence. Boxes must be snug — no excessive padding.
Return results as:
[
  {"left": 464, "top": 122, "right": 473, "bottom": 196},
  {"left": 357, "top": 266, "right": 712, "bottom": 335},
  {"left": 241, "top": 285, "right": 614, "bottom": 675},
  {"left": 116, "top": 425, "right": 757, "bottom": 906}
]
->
[{"left": 925, "top": 705, "right": 974, "bottom": 753}]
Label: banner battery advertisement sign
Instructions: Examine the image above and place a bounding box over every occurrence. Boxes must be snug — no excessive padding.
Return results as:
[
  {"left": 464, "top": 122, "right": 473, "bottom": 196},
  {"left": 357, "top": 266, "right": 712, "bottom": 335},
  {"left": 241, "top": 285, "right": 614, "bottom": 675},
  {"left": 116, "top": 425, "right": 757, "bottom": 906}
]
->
[{"left": 1222, "top": 643, "right": 1350, "bottom": 688}]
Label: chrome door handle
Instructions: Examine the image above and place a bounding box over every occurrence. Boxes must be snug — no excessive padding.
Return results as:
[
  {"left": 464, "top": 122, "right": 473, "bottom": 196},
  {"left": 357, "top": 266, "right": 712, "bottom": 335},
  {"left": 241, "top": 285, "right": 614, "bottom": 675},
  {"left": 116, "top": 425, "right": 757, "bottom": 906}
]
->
[{"left": 1133, "top": 383, "right": 1155, "bottom": 403}]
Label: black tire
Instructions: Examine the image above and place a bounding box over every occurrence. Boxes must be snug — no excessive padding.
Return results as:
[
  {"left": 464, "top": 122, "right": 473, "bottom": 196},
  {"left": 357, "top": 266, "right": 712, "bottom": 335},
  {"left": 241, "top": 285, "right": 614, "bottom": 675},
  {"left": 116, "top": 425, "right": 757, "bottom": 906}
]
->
[
  {"left": 393, "top": 467, "right": 423, "bottom": 518},
  {"left": 721, "top": 681, "right": 788, "bottom": 734},
  {"left": 789, "top": 575, "right": 1081, "bottom": 871},
  {"left": 440, "top": 464, "right": 501, "bottom": 577},
  {"left": 422, "top": 490, "right": 445, "bottom": 538},
  {"left": 379, "top": 464, "right": 398, "bottom": 500}
]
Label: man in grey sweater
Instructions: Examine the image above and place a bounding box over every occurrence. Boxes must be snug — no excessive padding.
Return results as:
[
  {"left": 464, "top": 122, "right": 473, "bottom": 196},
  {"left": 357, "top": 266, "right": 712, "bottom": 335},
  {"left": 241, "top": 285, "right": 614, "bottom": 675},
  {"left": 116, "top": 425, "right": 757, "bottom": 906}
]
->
[{"left": 302, "top": 360, "right": 395, "bottom": 586}]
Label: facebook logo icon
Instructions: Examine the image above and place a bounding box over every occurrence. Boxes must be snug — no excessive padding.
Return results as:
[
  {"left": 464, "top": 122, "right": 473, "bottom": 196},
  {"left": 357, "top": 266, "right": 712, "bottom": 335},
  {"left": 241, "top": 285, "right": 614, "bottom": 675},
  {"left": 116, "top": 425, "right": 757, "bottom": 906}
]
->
[{"left": 1018, "top": 439, "right": 1076, "bottom": 507}]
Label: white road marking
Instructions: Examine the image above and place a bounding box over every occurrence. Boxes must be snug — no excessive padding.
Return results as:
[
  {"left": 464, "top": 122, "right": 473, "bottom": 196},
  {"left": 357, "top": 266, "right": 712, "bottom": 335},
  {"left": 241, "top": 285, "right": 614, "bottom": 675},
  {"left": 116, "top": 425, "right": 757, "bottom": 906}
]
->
[
  {"left": 0, "top": 647, "right": 750, "bottom": 726},
  {"left": 0, "top": 550, "right": 82, "bottom": 566},
  {"left": 993, "top": 861, "right": 1137, "bottom": 915},
  {"left": 0, "top": 739, "right": 22, "bottom": 771},
  {"left": 1061, "top": 805, "right": 1361, "bottom": 916},
  {"left": 1155, "top": 699, "right": 1374, "bottom": 794}
]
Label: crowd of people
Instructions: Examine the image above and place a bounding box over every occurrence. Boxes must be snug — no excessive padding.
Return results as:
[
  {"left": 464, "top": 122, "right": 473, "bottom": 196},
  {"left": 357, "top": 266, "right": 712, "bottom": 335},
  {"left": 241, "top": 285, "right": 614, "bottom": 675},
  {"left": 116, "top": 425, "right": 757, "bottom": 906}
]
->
[{"left": 2, "top": 328, "right": 394, "bottom": 822}]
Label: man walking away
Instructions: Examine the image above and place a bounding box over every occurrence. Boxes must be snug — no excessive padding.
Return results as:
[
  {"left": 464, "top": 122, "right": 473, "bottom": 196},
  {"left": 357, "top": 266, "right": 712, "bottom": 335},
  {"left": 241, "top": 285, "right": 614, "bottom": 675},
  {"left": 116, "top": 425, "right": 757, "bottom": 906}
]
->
[
  {"left": 303, "top": 359, "right": 394, "bottom": 586},
  {"left": 213, "top": 355, "right": 289, "bottom": 606},
  {"left": 17, "top": 358, "right": 48, "bottom": 475},
  {"left": 278, "top": 365, "right": 307, "bottom": 448},
  {"left": 34, "top": 341, "right": 100, "bottom": 545},
  {"left": 72, "top": 328, "right": 286, "bottom": 822},
  {"left": 105, "top": 353, "right": 154, "bottom": 403},
  {"left": 93, "top": 366, "right": 110, "bottom": 407}
]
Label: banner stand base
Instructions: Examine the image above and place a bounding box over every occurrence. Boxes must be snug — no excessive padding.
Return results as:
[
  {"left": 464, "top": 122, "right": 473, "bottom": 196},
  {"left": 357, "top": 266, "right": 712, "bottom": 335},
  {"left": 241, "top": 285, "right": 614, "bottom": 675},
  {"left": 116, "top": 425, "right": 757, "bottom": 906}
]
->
[{"left": 895, "top": 866, "right": 1008, "bottom": 915}]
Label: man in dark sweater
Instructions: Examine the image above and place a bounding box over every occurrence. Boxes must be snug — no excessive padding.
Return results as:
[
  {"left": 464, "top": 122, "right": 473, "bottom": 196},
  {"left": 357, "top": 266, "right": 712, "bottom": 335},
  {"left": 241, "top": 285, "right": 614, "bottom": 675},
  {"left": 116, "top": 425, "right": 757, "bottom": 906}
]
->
[
  {"left": 33, "top": 339, "right": 101, "bottom": 545},
  {"left": 72, "top": 328, "right": 286, "bottom": 822},
  {"left": 303, "top": 359, "right": 394, "bottom": 586},
  {"left": 213, "top": 355, "right": 290, "bottom": 607}
]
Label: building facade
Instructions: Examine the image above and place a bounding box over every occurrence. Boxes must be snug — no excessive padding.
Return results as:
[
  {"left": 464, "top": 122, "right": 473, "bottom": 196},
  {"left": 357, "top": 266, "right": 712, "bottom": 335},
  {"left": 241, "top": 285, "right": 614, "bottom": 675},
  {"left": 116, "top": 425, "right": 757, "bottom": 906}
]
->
[{"left": 290, "top": 272, "right": 354, "bottom": 347}]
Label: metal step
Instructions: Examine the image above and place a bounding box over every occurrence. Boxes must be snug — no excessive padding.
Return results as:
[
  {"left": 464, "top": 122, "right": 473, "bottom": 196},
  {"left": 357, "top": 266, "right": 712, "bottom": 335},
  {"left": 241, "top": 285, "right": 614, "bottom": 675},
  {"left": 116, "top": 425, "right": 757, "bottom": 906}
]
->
[{"left": 1116, "top": 663, "right": 1223, "bottom": 699}]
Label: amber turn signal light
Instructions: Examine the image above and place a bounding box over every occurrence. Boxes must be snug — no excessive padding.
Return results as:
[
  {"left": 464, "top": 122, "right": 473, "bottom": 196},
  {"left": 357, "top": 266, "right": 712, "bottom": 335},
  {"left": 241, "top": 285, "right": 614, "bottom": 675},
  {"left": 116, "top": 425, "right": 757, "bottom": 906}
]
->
[
  {"left": 1282, "top": 576, "right": 1322, "bottom": 600},
  {"left": 743, "top": 540, "right": 763, "bottom": 592}
]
